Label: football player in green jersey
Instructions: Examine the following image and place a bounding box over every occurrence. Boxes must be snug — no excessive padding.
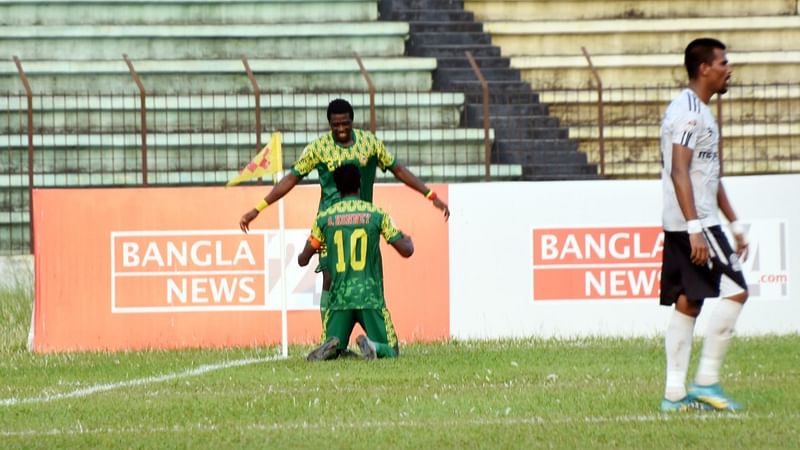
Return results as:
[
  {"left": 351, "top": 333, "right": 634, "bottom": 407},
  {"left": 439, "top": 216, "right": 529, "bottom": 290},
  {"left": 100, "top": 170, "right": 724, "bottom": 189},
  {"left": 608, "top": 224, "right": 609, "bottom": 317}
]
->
[
  {"left": 238, "top": 98, "right": 447, "bottom": 336},
  {"left": 300, "top": 164, "right": 413, "bottom": 360}
]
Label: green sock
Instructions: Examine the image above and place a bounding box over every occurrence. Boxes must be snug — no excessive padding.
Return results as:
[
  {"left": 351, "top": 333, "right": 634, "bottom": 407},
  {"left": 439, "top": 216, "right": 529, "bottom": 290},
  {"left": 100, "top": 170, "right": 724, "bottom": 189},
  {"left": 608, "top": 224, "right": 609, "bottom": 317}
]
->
[
  {"left": 373, "top": 342, "right": 397, "bottom": 359},
  {"left": 319, "top": 291, "right": 330, "bottom": 322}
]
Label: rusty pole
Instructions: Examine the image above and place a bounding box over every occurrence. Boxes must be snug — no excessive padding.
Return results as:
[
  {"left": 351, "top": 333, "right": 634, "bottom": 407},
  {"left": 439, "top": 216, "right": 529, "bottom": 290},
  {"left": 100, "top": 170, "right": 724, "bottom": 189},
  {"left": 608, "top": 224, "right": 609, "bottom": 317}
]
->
[
  {"left": 123, "top": 54, "right": 148, "bottom": 185},
  {"left": 581, "top": 47, "right": 605, "bottom": 177},
  {"left": 241, "top": 56, "right": 262, "bottom": 150},
  {"left": 12, "top": 56, "right": 35, "bottom": 253},
  {"left": 465, "top": 51, "right": 491, "bottom": 181},
  {"left": 353, "top": 51, "right": 376, "bottom": 133}
]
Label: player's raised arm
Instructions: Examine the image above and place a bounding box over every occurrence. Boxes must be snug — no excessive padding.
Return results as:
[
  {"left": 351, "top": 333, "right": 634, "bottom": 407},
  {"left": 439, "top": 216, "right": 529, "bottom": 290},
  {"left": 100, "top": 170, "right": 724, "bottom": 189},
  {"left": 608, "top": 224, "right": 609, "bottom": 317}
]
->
[
  {"left": 388, "top": 163, "right": 450, "bottom": 221},
  {"left": 391, "top": 234, "right": 414, "bottom": 258},
  {"left": 239, "top": 173, "right": 301, "bottom": 233}
]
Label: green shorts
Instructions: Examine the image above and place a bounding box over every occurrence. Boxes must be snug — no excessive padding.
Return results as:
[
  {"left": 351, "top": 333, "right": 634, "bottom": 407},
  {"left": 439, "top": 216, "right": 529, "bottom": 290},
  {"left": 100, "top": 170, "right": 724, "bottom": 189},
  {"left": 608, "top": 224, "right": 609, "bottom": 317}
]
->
[{"left": 323, "top": 308, "right": 399, "bottom": 357}]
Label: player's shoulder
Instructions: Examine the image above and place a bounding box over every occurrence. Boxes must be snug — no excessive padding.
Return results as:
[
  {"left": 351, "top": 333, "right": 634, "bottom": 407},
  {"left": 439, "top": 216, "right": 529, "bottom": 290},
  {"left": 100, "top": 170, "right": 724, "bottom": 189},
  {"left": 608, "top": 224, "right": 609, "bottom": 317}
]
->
[
  {"left": 354, "top": 129, "right": 382, "bottom": 145},
  {"left": 670, "top": 89, "right": 703, "bottom": 114},
  {"left": 664, "top": 89, "right": 703, "bottom": 125},
  {"left": 307, "top": 132, "right": 333, "bottom": 149}
]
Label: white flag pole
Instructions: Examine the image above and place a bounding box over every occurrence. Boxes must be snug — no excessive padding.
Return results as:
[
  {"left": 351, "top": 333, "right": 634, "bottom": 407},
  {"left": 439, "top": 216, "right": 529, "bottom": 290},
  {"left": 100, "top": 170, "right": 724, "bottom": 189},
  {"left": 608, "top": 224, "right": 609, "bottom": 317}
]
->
[{"left": 278, "top": 190, "right": 288, "bottom": 358}]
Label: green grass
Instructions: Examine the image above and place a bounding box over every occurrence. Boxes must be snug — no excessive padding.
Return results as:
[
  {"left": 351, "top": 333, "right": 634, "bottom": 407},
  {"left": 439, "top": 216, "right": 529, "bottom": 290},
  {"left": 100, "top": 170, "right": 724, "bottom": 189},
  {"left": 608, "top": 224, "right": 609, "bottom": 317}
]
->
[{"left": 1, "top": 283, "right": 799, "bottom": 449}]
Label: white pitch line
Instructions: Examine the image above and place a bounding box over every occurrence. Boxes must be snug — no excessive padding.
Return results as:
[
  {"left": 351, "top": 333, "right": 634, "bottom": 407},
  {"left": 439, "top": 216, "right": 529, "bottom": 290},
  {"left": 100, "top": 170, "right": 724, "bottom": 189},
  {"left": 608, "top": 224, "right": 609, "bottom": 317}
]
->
[
  {"left": 3, "top": 412, "right": 791, "bottom": 438},
  {"left": 0, "top": 354, "right": 286, "bottom": 407}
]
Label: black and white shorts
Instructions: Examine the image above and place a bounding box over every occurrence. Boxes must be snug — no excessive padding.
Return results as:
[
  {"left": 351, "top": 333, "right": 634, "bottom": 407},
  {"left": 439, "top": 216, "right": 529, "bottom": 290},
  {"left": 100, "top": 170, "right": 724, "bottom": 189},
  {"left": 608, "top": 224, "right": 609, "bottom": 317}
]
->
[{"left": 660, "top": 225, "right": 748, "bottom": 305}]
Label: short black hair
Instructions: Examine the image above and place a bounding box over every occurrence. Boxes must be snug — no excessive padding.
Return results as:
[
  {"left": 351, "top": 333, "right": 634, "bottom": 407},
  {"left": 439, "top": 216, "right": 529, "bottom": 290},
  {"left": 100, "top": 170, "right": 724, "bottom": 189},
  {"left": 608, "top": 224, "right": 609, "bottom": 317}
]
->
[
  {"left": 333, "top": 164, "right": 360, "bottom": 196},
  {"left": 327, "top": 98, "right": 354, "bottom": 122},
  {"left": 684, "top": 38, "right": 726, "bottom": 79}
]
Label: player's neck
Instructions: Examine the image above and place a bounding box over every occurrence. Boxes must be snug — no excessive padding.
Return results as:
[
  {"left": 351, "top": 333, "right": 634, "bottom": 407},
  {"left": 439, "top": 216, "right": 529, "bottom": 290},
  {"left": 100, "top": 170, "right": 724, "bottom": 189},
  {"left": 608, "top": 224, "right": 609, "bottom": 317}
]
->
[{"left": 687, "top": 81, "right": 714, "bottom": 104}]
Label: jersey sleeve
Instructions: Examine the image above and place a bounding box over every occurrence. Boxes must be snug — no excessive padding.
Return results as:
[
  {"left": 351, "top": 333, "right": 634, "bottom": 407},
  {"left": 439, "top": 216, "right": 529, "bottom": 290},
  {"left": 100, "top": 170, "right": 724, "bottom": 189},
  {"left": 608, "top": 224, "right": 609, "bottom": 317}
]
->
[
  {"left": 380, "top": 211, "right": 402, "bottom": 244},
  {"left": 290, "top": 142, "right": 318, "bottom": 178},
  {"left": 368, "top": 132, "right": 396, "bottom": 172},
  {"left": 308, "top": 216, "right": 325, "bottom": 249},
  {"left": 671, "top": 110, "right": 703, "bottom": 150}
]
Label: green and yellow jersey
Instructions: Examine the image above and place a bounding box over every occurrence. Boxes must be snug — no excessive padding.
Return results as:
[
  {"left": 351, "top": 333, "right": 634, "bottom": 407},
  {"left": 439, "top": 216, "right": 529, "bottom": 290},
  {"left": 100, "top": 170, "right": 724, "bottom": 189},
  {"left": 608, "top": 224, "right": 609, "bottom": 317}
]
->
[
  {"left": 308, "top": 196, "right": 403, "bottom": 310},
  {"left": 291, "top": 129, "right": 396, "bottom": 211}
]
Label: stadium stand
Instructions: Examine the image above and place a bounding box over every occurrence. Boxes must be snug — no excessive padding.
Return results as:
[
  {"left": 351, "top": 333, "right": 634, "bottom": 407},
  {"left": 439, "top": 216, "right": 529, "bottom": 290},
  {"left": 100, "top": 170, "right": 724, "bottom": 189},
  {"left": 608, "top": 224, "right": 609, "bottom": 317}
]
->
[
  {"left": 0, "top": 0, "right": 521, "bottom": 254},
  {"left": 379, "top": 0, "right": 599, "bottom": 180},
  {"left": 464, "top": 0, "right": 800, "bottom": 177}
]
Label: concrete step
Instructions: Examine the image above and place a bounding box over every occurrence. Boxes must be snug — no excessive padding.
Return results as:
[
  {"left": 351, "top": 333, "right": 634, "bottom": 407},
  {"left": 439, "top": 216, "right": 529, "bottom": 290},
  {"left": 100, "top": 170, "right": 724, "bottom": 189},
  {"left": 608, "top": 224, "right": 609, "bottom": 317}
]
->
[
  {"left": 2, "top": 23, "right": 409, "bottom": 60},
  {"left": 0, "top": 128, "right": 497, "bottom": 173},
  {"left": 494, "top": 148, "right": 589, "bottom": 165},
  {"left": 540, "top": 85, "right": 800, "bottom": 122},
  {"left": 495, "top": 139, "right": 580, "bottom": 155},
  {"left": 408, "top": 43, "right": 501, "bottom": 57},
  {"left": 436, "top": 56, "right": 510, "bottom": 69},
  {"left": 386, "top": 0, "right": 465, "bottom": 10},
  {"left": 485, "top": 17, "right": 800, "bottom": 56},
  {"left": 0, "top": 58, "right": 436, "bottom": 93},
  {"left": 568, "top": 123, "right": 800, "bottom": 140},
  {"left": 409, "top": 22, "right": 483, "bottom": 33},
  {"left": 0, "top": 0, "right": 379, "bottom": 25},
  {"left": 522, "top": 163, "right": 599, "bottom": 180},
  {"left": 492, "top": 126, "right": 569, "bottom": 140},
  {"left": 434, "top": 68, "right": 520, "bottom": 82},
  {"left": 0, "top": 92, "right": 467, "bottom": 132},
  {"left": 385, "top": 10, "right": 474, "bottom": 22},
  {"left": 0, "top": 163, "right": 523, "bottom": 189},
  {"left": 576, "top": 137, "right": 800, "bottom": 178},
  {"left": 463, "top": 0, "right": 796, "bottom": 21},
  {"left": 482, "top": 115, "right": 561, "bottom": 129},
  {"left": 464, "top": 90, "right": 540, "bottom": 105},
  {"left": 408, "top": 32, "right": 492, "bottom": 46},
  {"left": 435, "top": 79, "right": 529, "bottom": 92},
  {"left": 511, "top": 51, "right": 800, "bottom": 87},
  {"left": 464, "top": 103, "right": 547, "bottom": 118}
]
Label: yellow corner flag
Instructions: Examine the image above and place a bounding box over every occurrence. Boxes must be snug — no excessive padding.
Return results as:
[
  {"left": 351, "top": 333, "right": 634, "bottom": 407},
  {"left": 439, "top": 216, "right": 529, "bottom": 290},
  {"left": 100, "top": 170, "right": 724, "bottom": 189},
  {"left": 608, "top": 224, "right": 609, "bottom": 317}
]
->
[{"left": 226, "top": 132, "right": 283, "bottom": 187}]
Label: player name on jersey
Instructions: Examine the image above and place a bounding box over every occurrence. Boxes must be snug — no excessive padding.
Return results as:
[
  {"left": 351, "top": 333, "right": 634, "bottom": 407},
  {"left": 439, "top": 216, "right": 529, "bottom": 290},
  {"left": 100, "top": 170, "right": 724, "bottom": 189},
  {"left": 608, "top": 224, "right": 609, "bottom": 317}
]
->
[{"left": 532, "top": 227, "right": 664, "bottom": 300}]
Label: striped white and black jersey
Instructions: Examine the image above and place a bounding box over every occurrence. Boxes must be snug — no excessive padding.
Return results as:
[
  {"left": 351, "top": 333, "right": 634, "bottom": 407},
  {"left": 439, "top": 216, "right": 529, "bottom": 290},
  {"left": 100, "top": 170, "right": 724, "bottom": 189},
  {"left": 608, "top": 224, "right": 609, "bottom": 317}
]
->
[{"left": 660, "top": 88, "right": 721, "bottom": 232}]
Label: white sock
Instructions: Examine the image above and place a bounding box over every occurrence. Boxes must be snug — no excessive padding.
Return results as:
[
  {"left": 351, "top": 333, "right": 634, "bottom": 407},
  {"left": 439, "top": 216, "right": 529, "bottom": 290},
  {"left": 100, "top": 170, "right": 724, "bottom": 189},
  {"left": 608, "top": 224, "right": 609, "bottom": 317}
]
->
[
  {"left": 664, "top": 309, "right": 696, "bottom": 401},
  {"left": 695, "top": 299, "right": 744, "bottom": 386}
]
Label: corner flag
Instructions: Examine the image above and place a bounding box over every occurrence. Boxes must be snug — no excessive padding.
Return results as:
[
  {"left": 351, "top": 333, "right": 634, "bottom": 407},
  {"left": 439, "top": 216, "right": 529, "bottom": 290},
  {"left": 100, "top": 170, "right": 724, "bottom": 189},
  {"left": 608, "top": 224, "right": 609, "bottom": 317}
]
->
[{"left": 226, "top": 132, "right": 283, "bottom": 187}]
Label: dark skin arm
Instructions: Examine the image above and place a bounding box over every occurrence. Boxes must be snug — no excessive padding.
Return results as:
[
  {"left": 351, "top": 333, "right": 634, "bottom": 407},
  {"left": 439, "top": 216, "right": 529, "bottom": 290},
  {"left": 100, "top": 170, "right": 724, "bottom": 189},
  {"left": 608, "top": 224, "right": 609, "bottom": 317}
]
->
[
  {"left": 389, "top": 163, "right": 450, "bottom": 221},
  {"left": 670, "top": 143, "right": 708, "bottom": 266},
  {"left": 297, "top": 240, "right": 317, "bottom": 267},
  {"left": 390, "top": 234, "right": 414, "bottom": 258},
  {"left": 239, "top": 173, "right": 301, "bottom": 233},
  {"left": 717, "top": 182, "right": 748, "bottom": 259}
]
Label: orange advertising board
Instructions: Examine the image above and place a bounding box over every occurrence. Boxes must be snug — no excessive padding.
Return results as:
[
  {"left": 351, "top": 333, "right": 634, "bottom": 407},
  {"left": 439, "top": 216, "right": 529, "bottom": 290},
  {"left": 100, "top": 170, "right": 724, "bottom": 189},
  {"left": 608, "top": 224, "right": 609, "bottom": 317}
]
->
[
  {"left": 32, "top": 185, "right": 449, "bottom": 352},
  {"left": 532, "top": 227, "right": 663, "bottom": 300}
]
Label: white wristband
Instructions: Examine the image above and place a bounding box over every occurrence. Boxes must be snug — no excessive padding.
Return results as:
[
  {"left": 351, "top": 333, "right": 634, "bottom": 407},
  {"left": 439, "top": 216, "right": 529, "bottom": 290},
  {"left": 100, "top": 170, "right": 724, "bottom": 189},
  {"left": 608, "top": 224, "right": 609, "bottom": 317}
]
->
[
  {"left": 686, "top": 219, "right": 702, "bottom": 234},
  {"left": 731, "top": 220, "right": 746, "bottom": 236}
]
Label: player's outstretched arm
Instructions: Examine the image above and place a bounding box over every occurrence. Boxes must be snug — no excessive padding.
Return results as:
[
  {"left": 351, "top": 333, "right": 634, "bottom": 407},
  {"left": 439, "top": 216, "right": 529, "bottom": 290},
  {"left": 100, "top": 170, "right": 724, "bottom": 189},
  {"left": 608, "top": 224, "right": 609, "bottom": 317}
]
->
[
  {"left": 239, "top": 173, "right": 301, "bottom": 233},
  {"left": 389, "top": 164, "right": 450, "bottom": 221},
  {"left": 391, "top": 234, "right": 414, "bottom": 258}
]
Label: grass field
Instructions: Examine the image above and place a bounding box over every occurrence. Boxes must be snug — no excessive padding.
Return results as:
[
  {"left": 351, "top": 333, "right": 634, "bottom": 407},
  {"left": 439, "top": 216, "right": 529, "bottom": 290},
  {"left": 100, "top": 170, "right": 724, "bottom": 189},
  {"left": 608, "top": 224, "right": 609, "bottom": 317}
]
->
[{"left": 2, "top": 280, "right": 799, "bottom": 449}]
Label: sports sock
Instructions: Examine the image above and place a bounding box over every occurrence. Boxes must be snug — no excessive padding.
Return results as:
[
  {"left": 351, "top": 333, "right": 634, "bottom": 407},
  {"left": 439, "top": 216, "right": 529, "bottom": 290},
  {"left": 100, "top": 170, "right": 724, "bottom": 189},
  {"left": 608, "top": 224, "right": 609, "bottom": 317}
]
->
[
  {"left": 373, "top": 341, "right": 397, "bottom": 359},
  {"left": 664, "top": 309, "right": 696, "bottom": 401},
  {"left": 695, "top": 298, "right": 744, "bottom": 386},
  {"left": 319, "top": 290, "right": 330, "bottom": 322}
]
